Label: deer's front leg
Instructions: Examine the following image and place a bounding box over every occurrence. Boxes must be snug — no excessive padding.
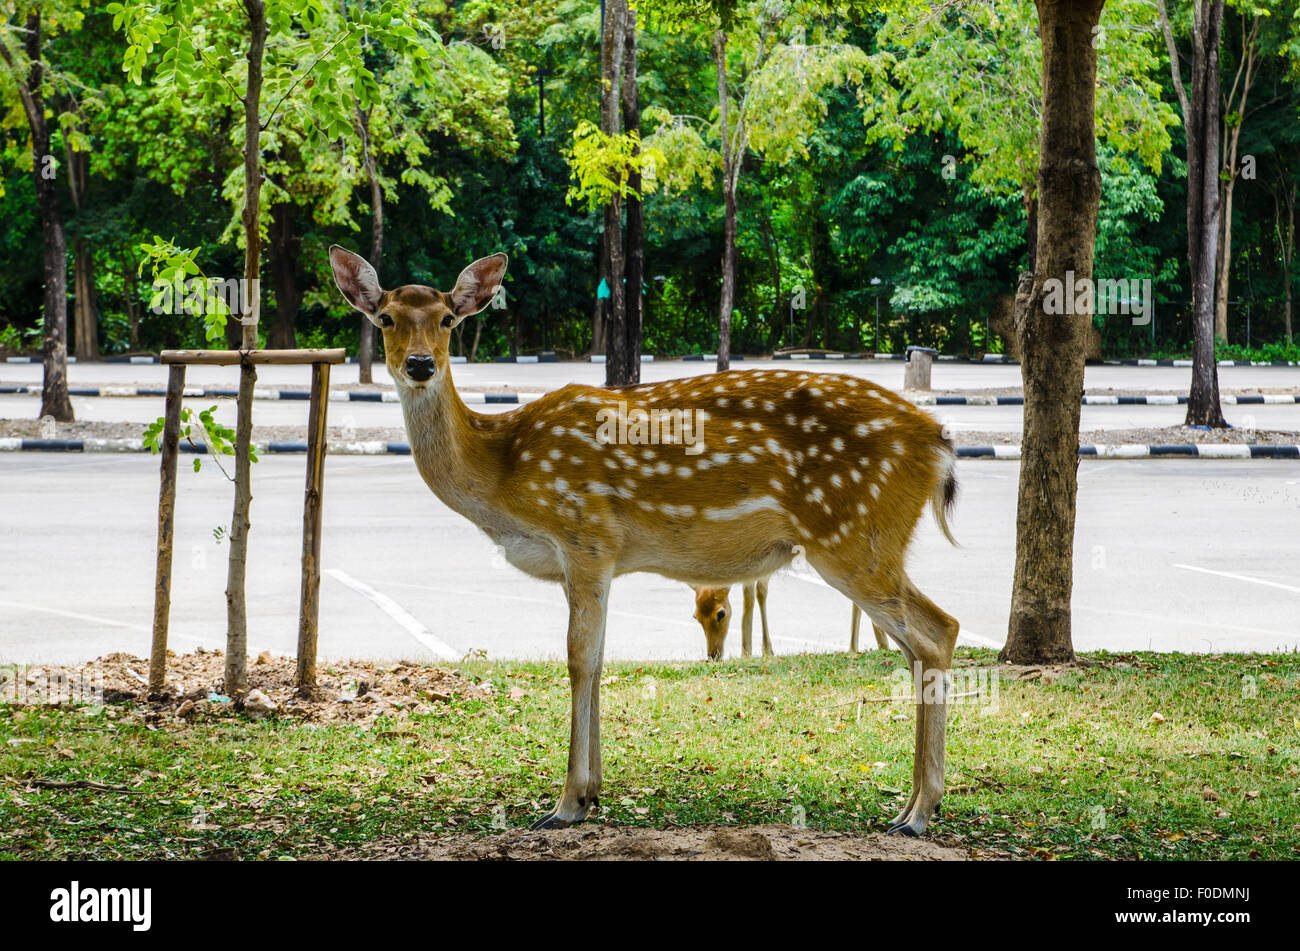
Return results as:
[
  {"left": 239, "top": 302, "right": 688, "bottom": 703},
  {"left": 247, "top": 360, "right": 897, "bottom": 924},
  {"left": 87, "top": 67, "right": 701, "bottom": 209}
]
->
[{"left": 530, "top": 565, "right": 611, "bottom": 831}]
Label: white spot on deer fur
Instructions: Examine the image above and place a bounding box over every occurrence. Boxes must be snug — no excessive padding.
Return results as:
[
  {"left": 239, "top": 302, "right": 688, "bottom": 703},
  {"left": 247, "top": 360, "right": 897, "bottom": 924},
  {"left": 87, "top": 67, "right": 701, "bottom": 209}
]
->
[
  {"left": 677, "top": 466, "right": 693, "bottom": 478},
  {"left": 742, "top": 398, "right": 755, "bottom": 410},
  {"left": 553, "top": 478, "right": 568, "bottom": 492},
  {"left": 711, "top": 453, "right": 732, "bottom": 465},
  {"left": 801, "top": 418, "right": 817, "bottom": 433},
  {"left": 521, "top": 450, "right": 532, "bottom": 461},
  {"left": 857, "top": 502, "right": 868, "bottom": 515},
  {"left": 638, "top": 501, "right": 655, "bottom": 511},
  {"left": 808, "top": 487, "right": 825, "bottom": 503},
  {"left": 738, "top": 452, "right": 756, "bottom": 464},
  {"left": 870, "top": 483, "right": 881, "bottom": 500},
  {"left": 769, "top": 478, "right": 783, "bottom": 492},
  {"left": 891, "top": 439, "right": 904, "bottom": 455},
  {"left": 640, "top": 466, "right": 655, "bottom": 477},
  {"left": 830, "top": 473, "right": 843, "bottom": 488},
  {"left": 749, "top": 422, "right": 762, "bottom": 431},
  {"left": 655, "top": 461, "right": 671, "bottom": 475},
  {"left": 702, "top": 495, "right": 781, "bottom": 520},
  {"left": 809, "top": 445, "right": 820, "bottom": 458},
  {"left": 763, "top": 401, "right": 775, "bottom": 412},
  {"left": 549, "top": 449, "right": 562, "bottom": 460},
  {"left": 540, "top": 460, "right": 553, "bottom": 472},
  {"left": 716, "top": 398, "right": 730, "bottom": 407},
  {"left": 726, "top": 435, "right": 739, "bottom": 445},
  {"left": 850, "top": 469, "right": 862, "bottom": 483},
  {"left": 880, "top": 459, "right": 893, "bottom": 476},
  {"left": 831, "top": 437, "right": 845, "bottom": 452}
]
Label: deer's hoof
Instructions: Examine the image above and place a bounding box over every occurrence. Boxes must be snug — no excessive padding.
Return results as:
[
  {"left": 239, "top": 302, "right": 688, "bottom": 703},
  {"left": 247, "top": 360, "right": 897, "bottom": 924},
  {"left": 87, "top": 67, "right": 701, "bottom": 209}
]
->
[
  {"left": 886, "top": 820, "right": 922, "bottom": 838},
  {"left": 528, "top": 810, "right": 572, "bottom": 831}
]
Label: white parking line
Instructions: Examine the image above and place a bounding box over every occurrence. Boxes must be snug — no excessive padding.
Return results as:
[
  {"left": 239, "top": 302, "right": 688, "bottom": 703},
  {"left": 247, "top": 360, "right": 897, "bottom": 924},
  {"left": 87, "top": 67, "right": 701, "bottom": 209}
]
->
[
  {"left": 323, "top": 569, "right": 457, "bottom": 660},
  {"left": 0, "top": 600, "right": 148, "bottom": 632},
  {"left": 1173, "top": 563, "right": 1300, "bottom": 596}
]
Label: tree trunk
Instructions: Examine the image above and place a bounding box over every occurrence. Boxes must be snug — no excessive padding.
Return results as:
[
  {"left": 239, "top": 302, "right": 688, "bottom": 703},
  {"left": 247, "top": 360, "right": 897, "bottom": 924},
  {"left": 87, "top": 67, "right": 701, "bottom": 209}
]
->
[
  {"left": 226, "top": 0, "right": 269, "bottom": 697},
  {"left": 714, "top": 30, "right": 736, "bottom": 373},
  {"left": 1277, "top": 179, "right": 1296, "bottom": 344},
  {"left": 65, "top": 142, "right": 100, "bottom": 361},
  {"left": 72, "top": 240, "right": 99, "bottom": 360},
  {"left": 1024, "top": 189, "right": 1038, "bottom": 272},
  {"left": 1, "top": 13, "right": 73, "bottom": 421},
  {"left": 267, "top": 188, "right": 300, "bottom": 349},
  {"left": 120, "top": 248, "right": 140, "bottom": 351},
  {"left": 1213, "top": 15, "right": 1260, "bottom": 342},
  {"left": 1161, "top": 0, "right": 1228, "bottom": 426},
  {"left": 357, "top": 105, "right": 383, "bottom": 383},
  {"left": 601, "top": 0, "right": 627, "bottom": 387},
  {"left": 1001, "top": 0, "right": 1106, "bottom": 666},
  {"left": 616, "top": 7, "right": 642, "bottom": 385}
]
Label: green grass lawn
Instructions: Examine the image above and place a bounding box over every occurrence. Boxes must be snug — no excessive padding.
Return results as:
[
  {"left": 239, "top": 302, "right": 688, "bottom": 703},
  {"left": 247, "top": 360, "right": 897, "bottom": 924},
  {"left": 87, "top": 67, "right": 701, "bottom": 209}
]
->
[{"left": 2, "top": 649, "right": 1297, "bottom": 860}]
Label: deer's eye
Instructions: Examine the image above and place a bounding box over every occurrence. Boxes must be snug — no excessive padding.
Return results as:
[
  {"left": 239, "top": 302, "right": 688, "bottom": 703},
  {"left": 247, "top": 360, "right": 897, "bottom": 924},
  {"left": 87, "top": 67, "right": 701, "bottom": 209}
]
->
[
  {"left": 378, "top": 313, "right": 394, "bottom": 328},
  {"left": 441, "top": 314, "right": 455, "bottom": 328}
]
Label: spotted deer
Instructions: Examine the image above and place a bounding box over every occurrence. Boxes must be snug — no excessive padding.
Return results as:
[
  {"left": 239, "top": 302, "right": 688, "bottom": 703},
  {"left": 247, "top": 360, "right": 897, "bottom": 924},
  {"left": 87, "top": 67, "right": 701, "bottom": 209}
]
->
[
  {"left": 329, "top": 247, "right": 961, "bottom": 836},
  {"left": 693, "top": 582, "right": 889, "bottom": 659}
]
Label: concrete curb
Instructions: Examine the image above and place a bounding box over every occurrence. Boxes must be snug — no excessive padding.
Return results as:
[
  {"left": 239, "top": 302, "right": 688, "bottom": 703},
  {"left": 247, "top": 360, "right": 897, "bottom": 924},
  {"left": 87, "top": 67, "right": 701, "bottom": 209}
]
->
[
  {"left": 7, "top": 384, "right": 1295, "bottom": 408},
  {"left": 3, "top": 437, "right": 1297, "bottom": 459},
  {"left": 0, "top": 384, "right": 547, "bottom": 405}
]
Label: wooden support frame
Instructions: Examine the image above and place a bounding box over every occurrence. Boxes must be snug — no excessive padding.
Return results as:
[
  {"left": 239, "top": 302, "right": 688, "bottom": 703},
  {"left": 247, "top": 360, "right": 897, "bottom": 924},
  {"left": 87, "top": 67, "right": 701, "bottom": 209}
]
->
[{"left": 148, "top": 348, "right": 345, "bottom": 695}]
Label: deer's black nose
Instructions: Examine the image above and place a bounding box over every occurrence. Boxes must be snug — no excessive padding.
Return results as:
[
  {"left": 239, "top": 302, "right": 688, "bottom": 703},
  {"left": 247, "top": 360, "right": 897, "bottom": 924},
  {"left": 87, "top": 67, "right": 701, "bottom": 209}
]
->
[{"left": 405, "top": 355, "right": 435, "bottom": 381}]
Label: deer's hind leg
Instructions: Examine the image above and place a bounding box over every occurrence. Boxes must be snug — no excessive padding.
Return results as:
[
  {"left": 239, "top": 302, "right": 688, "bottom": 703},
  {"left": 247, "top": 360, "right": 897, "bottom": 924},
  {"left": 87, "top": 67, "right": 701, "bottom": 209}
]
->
[
  {"left": 755, "top": 577, "right": 773, "bottom": 656},
  {"left": 807, "top": 552, "right": 958, "bottom": 836}
]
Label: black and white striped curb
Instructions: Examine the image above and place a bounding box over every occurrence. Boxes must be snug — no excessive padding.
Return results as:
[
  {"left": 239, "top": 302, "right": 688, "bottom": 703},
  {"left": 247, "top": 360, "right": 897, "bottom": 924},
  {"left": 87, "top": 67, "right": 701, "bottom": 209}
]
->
[
  {"left": 1103, "top": 358, "right": 1300, "bottom": 367},
  {"left": 4, "top": 437, "right": 1297, "bottom": 459},
  {"left": 913, "top": 393, "right": 1300, "bottom": 406},
  {"left": 0, "top": 384, "right": 545, "bottom": 405},
  {"left": 11, "top": 353, "right": 1297, "bottom": 367},
  {"left": 955, "top": 444, "right": 1300, "bottom": 459},
  {"left": 3, "top": 355, "right": 469, "bottom": 365},
  {"left": 8, "top": 384, "right": 1295, "bottom": 407}
]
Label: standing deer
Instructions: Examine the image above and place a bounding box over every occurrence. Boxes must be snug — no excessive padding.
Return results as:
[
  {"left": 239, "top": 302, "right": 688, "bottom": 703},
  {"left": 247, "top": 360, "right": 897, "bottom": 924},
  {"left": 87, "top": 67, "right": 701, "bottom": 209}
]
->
[
  {"left": 329, "top": 247, "right": 960, "bottom": 836},
  {"left": 693, "top": 582, "right": 889, "bottom": 659}
]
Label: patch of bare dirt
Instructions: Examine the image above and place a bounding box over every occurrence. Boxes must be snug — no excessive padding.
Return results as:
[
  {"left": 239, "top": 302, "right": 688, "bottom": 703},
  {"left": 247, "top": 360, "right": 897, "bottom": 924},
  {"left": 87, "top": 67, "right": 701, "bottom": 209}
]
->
[
  {"left": 58, "top": 649, "right": 485, "bottom": 726},
  {"left": 318, "top": 822, "right": 981, "bottom": 861}
]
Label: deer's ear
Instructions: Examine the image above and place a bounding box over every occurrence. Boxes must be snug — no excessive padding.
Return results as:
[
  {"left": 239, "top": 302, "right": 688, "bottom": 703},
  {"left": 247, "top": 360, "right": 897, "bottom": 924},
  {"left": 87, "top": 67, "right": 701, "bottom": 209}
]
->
[
  {"left": 447, "top": 253, "right": 508, "bottom": 324},
  {"left": 329, "top": 246, "right": 385, "bottom": 324}
]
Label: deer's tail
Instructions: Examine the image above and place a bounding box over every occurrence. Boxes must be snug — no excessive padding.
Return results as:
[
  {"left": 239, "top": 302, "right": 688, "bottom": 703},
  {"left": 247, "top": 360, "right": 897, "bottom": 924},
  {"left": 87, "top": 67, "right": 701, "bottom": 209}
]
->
[{"left": 931, "top": 437, "right": 959, "bottom": 547}]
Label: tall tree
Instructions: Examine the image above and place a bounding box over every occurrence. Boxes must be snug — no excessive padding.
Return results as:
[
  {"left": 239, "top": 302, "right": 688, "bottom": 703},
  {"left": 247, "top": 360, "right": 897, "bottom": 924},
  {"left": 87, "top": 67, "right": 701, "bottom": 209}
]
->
[
  {"left": 646, "top": 4, "right": 867, "bottom": 368},
  {"left": 0, "top": 3, "right": 77, "bottom": 421},
  {"left": 1001, "top": 0, "right": 1107, "bottom": 664},
  {"left": 1158, "top": 0, "right": 1229, "bottom": 427},
  {"left": 601, "top": 0, "right": 629, "bottom": 383},
  {"left": 618, "top": 5, "right": 644, "bottom": 385}
]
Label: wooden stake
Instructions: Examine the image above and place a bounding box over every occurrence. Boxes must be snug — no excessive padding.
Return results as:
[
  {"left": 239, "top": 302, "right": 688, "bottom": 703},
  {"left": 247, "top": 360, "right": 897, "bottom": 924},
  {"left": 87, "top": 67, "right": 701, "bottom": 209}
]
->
[
  {"left": 148, "top": 363, "right": 186, "bottom": 694},
  {"left": 296, "top": 361, "right": 331, "bottom": 689}
]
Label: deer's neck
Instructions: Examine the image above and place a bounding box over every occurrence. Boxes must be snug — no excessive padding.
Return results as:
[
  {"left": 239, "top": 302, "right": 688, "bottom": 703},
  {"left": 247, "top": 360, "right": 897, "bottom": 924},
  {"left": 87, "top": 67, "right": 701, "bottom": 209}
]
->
[{"left": 397, "top": 378, "right": 509, "bottom": 525}]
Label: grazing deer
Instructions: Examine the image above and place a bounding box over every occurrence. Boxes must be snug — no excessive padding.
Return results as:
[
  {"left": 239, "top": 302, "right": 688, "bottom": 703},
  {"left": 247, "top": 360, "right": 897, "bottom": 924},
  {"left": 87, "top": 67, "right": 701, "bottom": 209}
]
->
[
  {"left": 693, "top": 582, "right": 889, "bottom": 659},
  {"left": 329, "top": 247, "right": 960, "bottom": 836}
]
